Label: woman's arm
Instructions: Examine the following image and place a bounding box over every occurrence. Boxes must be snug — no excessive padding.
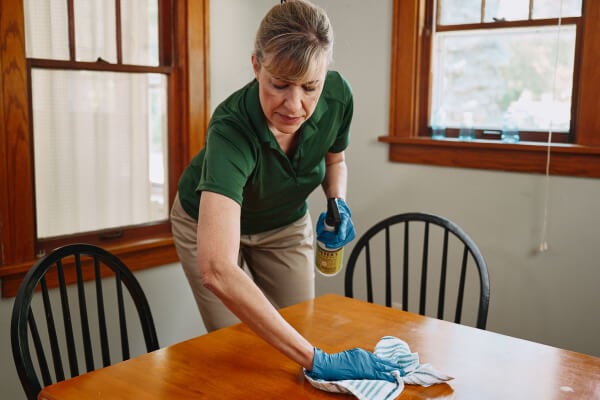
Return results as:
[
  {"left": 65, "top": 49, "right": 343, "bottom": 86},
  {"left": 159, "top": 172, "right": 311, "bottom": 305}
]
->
[
  {"left": 195, "top": 192, "right": 395, "bottom": 382},
  {"left": 196, "top": 191, "right": 315, "bottom": 370},
  {"left": 321, "top": 151, "right": 347, "bottom": 199}
]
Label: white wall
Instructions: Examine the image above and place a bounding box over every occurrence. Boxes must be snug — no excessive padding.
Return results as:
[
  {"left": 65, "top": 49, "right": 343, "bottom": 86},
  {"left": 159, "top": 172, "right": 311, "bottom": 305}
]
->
[{"left": 2, "top": 1, "right": 599, "bottom": 398}]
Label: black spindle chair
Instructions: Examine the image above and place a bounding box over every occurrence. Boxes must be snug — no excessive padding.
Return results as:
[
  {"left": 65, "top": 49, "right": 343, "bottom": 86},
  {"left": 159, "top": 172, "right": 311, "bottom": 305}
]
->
[
  {"left": 345, "top": 212, "right": 490, "bottom": 329},
  {"left": 11, "top": 243, "right": 159, "bottom": 400}
]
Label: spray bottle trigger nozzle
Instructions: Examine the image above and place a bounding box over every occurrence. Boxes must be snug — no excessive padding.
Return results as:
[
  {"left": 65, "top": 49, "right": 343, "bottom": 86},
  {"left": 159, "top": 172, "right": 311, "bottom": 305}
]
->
[{"left": 325, "top": 198, "right": 341, "bottom": 232}]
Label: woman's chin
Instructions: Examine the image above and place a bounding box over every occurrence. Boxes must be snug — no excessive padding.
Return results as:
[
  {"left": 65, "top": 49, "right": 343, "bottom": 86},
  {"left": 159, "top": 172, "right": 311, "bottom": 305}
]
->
[{"left": 274, "top": 124, "right": 302, "bottom": 135}]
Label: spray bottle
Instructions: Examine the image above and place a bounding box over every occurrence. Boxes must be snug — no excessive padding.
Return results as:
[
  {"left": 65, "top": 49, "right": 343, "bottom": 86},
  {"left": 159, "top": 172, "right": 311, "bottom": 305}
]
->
[{"left": 315, "top": 198, "right": 344, "bottom": 276}]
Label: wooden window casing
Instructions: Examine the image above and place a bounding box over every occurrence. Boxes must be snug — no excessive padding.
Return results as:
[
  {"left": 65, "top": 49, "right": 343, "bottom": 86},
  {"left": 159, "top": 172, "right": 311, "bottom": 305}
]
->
[
  {"left": 0, "top": 0, "right": 210, "bottom": 297},
  {"left": 381, "top": 0, "right": 600, "bottom": 178}
]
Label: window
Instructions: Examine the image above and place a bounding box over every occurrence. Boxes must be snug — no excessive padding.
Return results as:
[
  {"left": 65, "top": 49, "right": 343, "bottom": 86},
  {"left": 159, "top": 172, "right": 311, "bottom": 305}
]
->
[
  {"left": 0, "top": 0, "right": 210, "bottom": 296},
  {"left": 382, "top": 0, "right": 600, "bottom": 177},
  {"left": 26, "top": 0, "right": 169, "bottom": 239},
  {"left": 432, "top": 0, "right": 580, "bottom": 142}
]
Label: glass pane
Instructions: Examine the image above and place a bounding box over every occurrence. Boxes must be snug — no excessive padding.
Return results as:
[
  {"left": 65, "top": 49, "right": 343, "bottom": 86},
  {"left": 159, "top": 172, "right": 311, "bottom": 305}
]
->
[
  {"left": 533, "top": 0, "right": 582, "bottom": 19},
  {"left": 31, "top": 70, "right": 168, "bottom": 238},
  {"left": 23, "top": 0, "right": 69, "bottom": 59},
  {"left": 74, "top": 0, "right": 117, "bottom": 62},
  {"left": 430, "top": 25, "right": 576, "bottom": 133},
  {"left": 484, "top": 0, "right": 529, "bottom": 22},
  {"left": 121, "top": 0, "right": 159, "bottom": 65},
  {"left": 439, "top": 0, "right": 482, "bottom": 25}
]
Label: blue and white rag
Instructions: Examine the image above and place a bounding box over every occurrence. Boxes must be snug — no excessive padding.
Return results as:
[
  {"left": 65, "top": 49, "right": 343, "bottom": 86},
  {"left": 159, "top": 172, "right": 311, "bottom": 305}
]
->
[{"left": 304, "top": 336, "right": 453, "bottom": 400}]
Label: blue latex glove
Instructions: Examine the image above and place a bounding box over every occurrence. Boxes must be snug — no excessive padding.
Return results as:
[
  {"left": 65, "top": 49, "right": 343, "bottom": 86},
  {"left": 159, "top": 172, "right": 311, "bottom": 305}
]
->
[
  {"left": 307, "top": 348, "right": 399, "bottom": 382},
  {"left": 316, "top": 198, "right": 356, "bottom": 250}
]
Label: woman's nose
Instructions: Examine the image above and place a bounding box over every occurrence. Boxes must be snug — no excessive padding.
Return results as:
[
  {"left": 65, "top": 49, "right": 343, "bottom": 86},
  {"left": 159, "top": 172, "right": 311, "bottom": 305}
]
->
[{"left": 283, "top": 87, "right": 302, "bottom": 112}]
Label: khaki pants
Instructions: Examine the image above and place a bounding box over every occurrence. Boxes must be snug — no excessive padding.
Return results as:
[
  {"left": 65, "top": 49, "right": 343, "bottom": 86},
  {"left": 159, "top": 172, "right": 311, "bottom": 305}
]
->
[{"left": 170, "top": 193, "right": 315, "bottom": 332}]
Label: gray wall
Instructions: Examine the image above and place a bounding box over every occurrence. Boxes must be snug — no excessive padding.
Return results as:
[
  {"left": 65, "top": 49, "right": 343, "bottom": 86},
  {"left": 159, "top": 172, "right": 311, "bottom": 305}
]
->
[{"left": 2, "top": 1, "right": 599, "bottom": 398}]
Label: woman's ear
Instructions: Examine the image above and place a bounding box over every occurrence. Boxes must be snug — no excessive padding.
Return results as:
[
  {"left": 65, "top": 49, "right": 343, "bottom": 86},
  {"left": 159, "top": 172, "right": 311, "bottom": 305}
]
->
[{"left": 251, "top": 55, "right": 260, "bottom": 79}]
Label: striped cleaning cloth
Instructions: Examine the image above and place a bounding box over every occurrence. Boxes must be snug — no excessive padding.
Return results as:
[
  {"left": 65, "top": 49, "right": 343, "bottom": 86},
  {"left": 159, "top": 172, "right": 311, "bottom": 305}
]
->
[{"left": 304, "top": 336, "right": 453, "bottom": 400}]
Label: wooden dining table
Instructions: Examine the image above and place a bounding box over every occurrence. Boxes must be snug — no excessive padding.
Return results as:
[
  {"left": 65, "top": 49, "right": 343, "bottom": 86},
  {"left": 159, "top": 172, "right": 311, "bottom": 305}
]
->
[{"left": 39, "top": 293, "right": 600, "bottom": 399}]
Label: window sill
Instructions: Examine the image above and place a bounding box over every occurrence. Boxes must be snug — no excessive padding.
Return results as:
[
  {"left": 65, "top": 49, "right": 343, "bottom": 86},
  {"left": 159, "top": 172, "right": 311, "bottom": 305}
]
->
[
  {"left": 378, "top": 136, "right": 600, "bottom": 178},
  {"left": 0, "top": 236, "right": 178, "bottom": 298}
]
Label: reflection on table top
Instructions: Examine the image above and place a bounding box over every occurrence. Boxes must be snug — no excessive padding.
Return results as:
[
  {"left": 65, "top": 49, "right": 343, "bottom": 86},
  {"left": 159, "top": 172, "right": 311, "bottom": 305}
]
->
[{"left": 39, "top": 293, "right": 600, "bottom": 399}]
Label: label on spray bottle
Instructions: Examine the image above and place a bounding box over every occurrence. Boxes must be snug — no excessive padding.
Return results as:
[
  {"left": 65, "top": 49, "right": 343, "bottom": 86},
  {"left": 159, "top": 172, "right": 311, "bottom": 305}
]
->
[
  {"left": 316, "top": 242, "right": 344, "bottom": 276},
  {"left": 315, "top": 198, "right": 344, "bottom": 276}
]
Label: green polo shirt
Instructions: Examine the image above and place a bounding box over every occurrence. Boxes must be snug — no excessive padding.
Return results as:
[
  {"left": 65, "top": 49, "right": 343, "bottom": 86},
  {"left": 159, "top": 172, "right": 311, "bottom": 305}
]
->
[{"left": 177, "top": 70, "right": 353, "bottom": 234}]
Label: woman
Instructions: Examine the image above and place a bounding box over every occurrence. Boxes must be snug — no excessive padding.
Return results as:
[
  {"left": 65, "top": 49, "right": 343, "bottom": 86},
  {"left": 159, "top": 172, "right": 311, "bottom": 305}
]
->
[{"left": 171, "top": 0, "right": 396, "bottom": 381}]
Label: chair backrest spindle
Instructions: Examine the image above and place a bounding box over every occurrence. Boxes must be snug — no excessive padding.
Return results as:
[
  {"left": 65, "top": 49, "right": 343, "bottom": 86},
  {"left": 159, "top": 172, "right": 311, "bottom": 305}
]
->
[
  {"left": 115, "top": 270, "right": 131, "bottom": 360},
  {"left": 75, "top": 254, "right": 95, "bottom": 373},
  {"left": 94, "top": 256, "right": 111, "bottom": 367},
  {"left": 419, "top": 222, "right": 430, "bottom": 315},
  {"left": 384, "top": 226, "right": 392, "bottom": 307},
  {"left": 39, "top": 276, "right": 64, "bottom": 383},
  {"left": 365, "top": 243, "right": 373, "bottom": 303},
  {"left": 455, "top": 246, "right": 470, "bottom": 323},
  {"left": 56, "top": 259, "right": 80, "bottom": 378},
  {"left": 437, "top": 229, "right": 450, "bottom": 320},
  {"left": 402, "top": 223, "right": 409, "bottom": 311},
  {"left": 28, "top": 311, "right": 52, "bottom": 386}
]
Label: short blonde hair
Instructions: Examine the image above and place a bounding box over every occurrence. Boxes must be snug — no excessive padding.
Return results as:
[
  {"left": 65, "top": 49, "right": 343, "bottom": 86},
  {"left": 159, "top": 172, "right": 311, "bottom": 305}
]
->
[{"left": 254, "top": 0, "right": 333, "bottom": 82}]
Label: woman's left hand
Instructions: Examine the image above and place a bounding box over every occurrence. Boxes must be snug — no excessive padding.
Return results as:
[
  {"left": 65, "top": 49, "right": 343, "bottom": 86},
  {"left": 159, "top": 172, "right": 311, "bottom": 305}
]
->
[{"left": 316, "top": 198, "right": 356, "bottom": 249}]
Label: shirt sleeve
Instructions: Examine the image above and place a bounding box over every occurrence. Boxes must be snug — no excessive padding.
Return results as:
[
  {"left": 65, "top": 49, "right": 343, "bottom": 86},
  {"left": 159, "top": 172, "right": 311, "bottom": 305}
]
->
[
  {"left": 329, "top": 74, "right": 353, "bottom": 153},
  {"left": 197, "top": 119, "right": 256, "bottom": 205}
]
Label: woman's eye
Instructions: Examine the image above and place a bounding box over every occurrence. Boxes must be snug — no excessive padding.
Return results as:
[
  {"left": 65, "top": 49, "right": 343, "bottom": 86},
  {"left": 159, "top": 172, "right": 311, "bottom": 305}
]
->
[
  {"left": 273, "top": 83, "right": 287, "bottom": 90},
  {"left": 303, "top": 86, "right": 317, "bottom": 92}
]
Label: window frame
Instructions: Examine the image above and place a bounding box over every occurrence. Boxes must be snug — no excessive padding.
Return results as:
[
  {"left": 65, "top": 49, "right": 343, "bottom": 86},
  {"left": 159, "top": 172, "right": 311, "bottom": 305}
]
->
[
  {"left": 381, "top": 0, "right": 600, "bottom": 178},
  {"left": 0, "top": 0, "right": 210, "bottom": 297}
]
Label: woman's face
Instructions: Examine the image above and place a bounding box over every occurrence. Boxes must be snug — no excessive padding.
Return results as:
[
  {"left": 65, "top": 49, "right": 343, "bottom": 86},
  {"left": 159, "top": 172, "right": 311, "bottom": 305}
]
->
[{"left": 252, "top": 53, "right": 328, "bottom": 136}]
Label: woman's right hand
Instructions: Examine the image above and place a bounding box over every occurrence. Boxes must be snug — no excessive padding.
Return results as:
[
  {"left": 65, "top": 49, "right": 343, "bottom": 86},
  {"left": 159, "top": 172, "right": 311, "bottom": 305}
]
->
[{"left": 307, "top": 347, "right": 399, "bottom": 382}]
